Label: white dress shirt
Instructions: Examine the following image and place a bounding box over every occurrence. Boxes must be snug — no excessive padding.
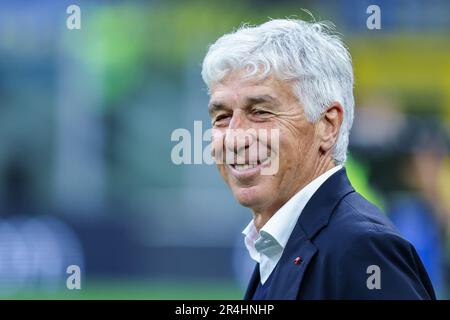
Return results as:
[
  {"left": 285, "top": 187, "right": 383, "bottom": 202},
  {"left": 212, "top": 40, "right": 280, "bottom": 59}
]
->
[{"left": 242, "top": 165, "right": 342, "bottom": 284}]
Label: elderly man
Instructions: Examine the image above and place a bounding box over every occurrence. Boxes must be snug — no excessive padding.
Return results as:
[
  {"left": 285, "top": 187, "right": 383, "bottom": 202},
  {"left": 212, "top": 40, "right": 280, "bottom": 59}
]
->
[{"left": 201, "top": 19, "right": 435, "bottom": 299}]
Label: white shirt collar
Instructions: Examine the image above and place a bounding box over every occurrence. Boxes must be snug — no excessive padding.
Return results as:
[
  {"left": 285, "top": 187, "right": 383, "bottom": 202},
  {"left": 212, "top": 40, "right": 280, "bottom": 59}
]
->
[{"left": 242, "top": 165, "right": 342, "bottom": 284}]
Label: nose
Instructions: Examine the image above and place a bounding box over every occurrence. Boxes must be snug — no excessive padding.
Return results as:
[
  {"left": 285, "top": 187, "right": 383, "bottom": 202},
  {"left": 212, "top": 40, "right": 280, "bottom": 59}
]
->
[{"left": 224, "top": 112, "right": 255, "bottom": 158}]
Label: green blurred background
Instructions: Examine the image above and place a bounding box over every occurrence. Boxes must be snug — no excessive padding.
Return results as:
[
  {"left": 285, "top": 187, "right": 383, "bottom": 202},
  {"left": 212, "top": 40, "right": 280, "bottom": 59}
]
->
[{"left": 0, "top": 0, "right": 449, "bottom": 299}]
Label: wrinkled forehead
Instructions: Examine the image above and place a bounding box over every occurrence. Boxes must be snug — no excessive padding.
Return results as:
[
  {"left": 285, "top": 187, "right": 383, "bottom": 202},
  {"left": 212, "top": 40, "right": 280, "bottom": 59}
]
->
[{"left": 209, "top": 70, "right": 295, "bottom": 104}]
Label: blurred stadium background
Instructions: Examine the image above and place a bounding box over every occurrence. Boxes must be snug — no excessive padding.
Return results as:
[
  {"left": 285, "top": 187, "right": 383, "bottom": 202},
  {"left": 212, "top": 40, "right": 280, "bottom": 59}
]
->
[{"left": 0, "top": 0, "right": 449, "bottom": 299}]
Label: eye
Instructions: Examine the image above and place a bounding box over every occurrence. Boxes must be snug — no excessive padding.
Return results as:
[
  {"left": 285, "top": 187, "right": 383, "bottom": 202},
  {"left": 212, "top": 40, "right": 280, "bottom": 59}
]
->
[
  {"left": 216, "top": 114, "right": 230, "bottom": 120},
  {"left": 254, "top": 110, "right": 269, "bottom": 115},
  {"left": 252, "top": 109, "right": 272, "bottom": 117},
  {"left": 213, "top": 114, "right": 231, "bottom": 126}
]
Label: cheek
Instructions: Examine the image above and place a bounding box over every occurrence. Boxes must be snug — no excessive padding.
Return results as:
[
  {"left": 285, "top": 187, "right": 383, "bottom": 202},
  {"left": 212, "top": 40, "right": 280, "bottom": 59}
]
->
[
  {"left": 211, "top": 130, "right": 225, "bottom": 162},
  {"left": 277, "top": 124, "right": 315, "bottom": 169}
]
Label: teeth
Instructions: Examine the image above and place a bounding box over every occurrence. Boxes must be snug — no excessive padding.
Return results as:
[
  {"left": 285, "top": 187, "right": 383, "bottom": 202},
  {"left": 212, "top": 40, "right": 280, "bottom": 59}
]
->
[
  {"left": 234, "top": 163, "right": 258, "bottom": 171},
  {"left": 232, "top": 159, "right": 271, "bottom": 171}
]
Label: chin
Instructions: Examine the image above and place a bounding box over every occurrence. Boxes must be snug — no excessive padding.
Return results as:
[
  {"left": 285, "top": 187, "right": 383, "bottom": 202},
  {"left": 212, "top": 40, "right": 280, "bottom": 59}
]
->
[{"left": 232, "top": 185, "right": 267, "bottom": 208}]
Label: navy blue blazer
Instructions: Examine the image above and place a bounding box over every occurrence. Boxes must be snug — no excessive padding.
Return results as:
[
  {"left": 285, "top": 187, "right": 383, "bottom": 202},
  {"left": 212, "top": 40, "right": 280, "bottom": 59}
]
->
[{"left": 244, "top": 168, "right": 436, "bottom": 300}]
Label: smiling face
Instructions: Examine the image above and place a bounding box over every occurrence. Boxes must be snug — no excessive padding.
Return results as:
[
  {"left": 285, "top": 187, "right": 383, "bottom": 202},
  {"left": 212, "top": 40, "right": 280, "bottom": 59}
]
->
[{"left": 209, "top": 71, "right": 329, "bottom": 217}]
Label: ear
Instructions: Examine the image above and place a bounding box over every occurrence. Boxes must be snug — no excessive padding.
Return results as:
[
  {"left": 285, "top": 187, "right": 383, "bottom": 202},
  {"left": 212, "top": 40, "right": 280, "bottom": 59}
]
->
[{"left": 317, "top": 102, "right": 343, "bottom": 154}]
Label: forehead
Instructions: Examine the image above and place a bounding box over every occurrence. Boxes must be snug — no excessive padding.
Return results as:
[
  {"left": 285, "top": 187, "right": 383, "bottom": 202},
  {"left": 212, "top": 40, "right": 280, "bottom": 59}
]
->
[{"left": 209, "top": 71, "right": 294, "bottom": 103}]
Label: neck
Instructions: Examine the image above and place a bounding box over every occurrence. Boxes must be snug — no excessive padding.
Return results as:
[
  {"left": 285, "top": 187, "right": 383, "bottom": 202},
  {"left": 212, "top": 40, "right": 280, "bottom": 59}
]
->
[{"left": 252, "top": 156, "right": 336, "bottom": 231}]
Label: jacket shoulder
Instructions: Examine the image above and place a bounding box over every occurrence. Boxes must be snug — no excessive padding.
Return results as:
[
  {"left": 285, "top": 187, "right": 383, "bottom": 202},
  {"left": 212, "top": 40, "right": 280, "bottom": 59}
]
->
[
  {"left": 328, "top": 191, "right": 399, "bottom": 241},
  {"left": 312, "top": 192, "right": 435, "bottom": 299}
]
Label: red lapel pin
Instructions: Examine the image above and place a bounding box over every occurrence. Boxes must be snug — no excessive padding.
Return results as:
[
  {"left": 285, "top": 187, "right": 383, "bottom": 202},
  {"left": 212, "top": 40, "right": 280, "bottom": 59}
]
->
[{"left": 294, "top": 256, "right": 302, "bottom": 265}]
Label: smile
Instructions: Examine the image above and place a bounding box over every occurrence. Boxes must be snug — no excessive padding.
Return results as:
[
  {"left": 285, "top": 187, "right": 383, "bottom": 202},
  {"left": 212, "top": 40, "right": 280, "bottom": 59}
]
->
[
  {"left": 233, "top": 163, "right": 260, "bottom": 171},
  {"left": 228, "top": 158, "right": 271, "bottom": 178}
]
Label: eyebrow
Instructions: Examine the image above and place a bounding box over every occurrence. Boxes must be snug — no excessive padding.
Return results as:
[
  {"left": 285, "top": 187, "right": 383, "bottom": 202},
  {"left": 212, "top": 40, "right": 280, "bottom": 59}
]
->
[
  {"left": 208, "top": 101, "right": 228, "bottom": 117},
  {"left": 208, "top": 94, "right": 280, "bottom": 116}
]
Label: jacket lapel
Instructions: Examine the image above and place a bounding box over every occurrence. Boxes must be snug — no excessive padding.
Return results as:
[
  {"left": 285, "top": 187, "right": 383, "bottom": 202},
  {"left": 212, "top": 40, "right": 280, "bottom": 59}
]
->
[
  {"left": 265, "top": 225, "right": 317, "bottom": 299},
  {"left": 243, "top": 263, "right": 260, "bottom": 300},
  {"left": 248, "top": 168, "right": 355, "bottom": 300}
]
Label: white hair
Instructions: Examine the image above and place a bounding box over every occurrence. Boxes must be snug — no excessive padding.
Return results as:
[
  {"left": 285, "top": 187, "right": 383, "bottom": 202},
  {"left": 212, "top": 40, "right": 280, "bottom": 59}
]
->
[{"left": 201, "top": 18, "right": 354, "bottom": 165}]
